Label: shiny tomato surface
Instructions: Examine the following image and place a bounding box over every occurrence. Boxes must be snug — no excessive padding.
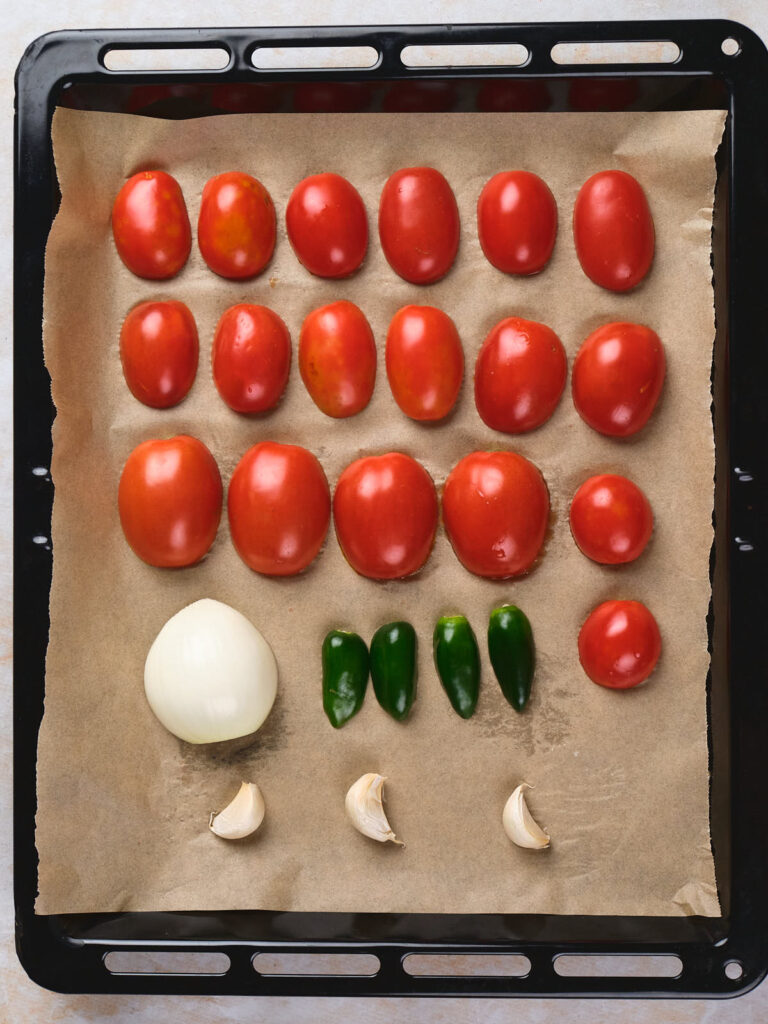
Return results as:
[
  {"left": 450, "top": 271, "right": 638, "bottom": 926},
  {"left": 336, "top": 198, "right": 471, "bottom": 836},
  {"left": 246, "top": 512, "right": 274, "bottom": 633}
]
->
[
  {"left": 333, "top": 453, "right": 438, "bottom": 580},
  {"left": 572, "top": 322, "right": 665, "bottom": 437},
  {"left": 570, "top": 474, "right": 653, "bottom": 565},
  {"left": 474, "top": 317, "right": 567, "bottom": 433},
  {"left": 378, "top": 167, "right": 460, "bottom": 284},
  {"left": 286, "top": 173, "right": 368, "bottom": 278},
  {"left": 385, "top": 305, "right": 463, "bottom": 421},
  {"left": 299, "top": 301, "right": 376, "bottom": 418},
  {"left": 112, "top": 170, "right": 191, "bottom": 279},
  {"left": 477, "top": 171, "right": 557, "bottom": 275},
  {"left": 573, "top": 170, "right": 654, "bottom": 291},
  {"left": 578, "top": 600, "right": 661, "bottom": 689},
  {"left": 228, "top": 442, "right": 330, "bottom": 576},
  {"left": 212, "top": 304, "right": 291, "bottom": 414},
  {"left": 442, "top": 451, "right": 549, "bottom": 578},
  {"left": 120, "top": 300, "right": 198, "bottom": 408},
  {"left": 198, "top": 171, "right": 276, "bottom": 279},
  {"left": 118, "top": 435, "right": 222, "bottom": 568}
]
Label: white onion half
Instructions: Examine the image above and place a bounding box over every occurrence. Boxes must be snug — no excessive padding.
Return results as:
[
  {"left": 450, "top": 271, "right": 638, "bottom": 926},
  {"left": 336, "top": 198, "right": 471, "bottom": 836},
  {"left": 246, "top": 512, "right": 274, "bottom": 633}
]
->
[{"left": 144, "top": 598, "right": 278, "bottom": 744}]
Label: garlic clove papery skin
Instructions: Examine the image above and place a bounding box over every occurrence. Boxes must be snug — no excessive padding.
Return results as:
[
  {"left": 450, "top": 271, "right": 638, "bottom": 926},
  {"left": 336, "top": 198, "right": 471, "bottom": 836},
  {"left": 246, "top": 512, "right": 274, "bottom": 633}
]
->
[
  {"left": 209, "top": 781, "right": 265, "bottom": 840},
  {"left": 502, "top": 782, "right": 551, "bottom": 850},
  {"left": 345, "top": 773, "right": 403, "bottom": 845}
]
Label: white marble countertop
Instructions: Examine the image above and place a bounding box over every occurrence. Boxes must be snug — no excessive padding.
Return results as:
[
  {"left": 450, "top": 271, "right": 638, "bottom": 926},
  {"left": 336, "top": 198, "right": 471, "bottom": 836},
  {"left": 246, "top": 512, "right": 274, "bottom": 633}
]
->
[{"left": 3, "top": 0, "right": 767, "bottom": 1020}]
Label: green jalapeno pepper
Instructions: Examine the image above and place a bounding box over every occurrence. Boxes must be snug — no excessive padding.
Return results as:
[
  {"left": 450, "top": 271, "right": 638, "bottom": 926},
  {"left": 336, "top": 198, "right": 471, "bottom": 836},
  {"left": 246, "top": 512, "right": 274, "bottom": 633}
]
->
[
  {"left": 322, "top": 629, "right": 369, "bottom": 728},
  {"left": 433, "top": 615, "right": 480, "bottom": 719},
  {"left": 488, "top": 605, "right": 535, "bottom": 712},
  {"left": 370, "top": 620, "right": 417, "bottom": 721}
]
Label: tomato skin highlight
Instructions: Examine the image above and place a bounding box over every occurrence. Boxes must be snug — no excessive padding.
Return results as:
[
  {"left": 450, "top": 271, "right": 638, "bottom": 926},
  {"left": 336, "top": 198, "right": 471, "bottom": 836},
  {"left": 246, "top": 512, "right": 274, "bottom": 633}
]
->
[
  {"left": 120, "top": 300, "right": 198, "bottom": 409},
  {"left": 378, "top": 167, "right": 460, "bottom": 284},
  {"left": 228, "top": 442, "right": 331, "bottom": 576},
  {"left": 198, "top": 171, "right": 276, "bottom": 279},
  {"left": 299, "top": 301, "right": 377, "bottom": 418},
  {"left": 442, "top": 451, "right": 550, "bottom": 579},
  {"left": 578, "top": 600, "right": 661, "bottom": 689},
  {"left": 570, "top": 474, "right": 653, "bottom": 565},
  {"left": 212, "top": 304, "right": 291, "bottom": 414},
  {"left": 477, "top": 171, "right": 557, "bottom": 275},
  {"left": 572, "top": 321, "right": 665, "bottom": 437},
  {"left": 385, "top": 305, "right": 464, "bottom": 421},
  {"left": 573, "top": 170, "right": 654, "bottom": 291},
  {"left": 112, "top": 170, "right": 191, "bottom": 280},
  {"left": 333, "top": 453, "right": 439, "bottom": 580},
  {"left": 286, "top": 172, "right": 368, "bottom": 278},
  {"left": 118, "top": 435, "right": 222, "bottom": 568}
]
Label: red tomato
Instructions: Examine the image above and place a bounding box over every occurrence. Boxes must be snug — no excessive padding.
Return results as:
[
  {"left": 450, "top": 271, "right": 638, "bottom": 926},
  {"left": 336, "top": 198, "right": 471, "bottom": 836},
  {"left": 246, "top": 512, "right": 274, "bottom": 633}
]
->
[
  {"left": 385, "top": 306, "right": 463, "bottom": 421},
  {"left": 442, "top": 451, "right": 549, "bottom": 578},
  {"left": 120, "top": 301, "right": 198, "bottom": 409},
  {"left": 112, "top": 170, "right": 191, "bottom": 279},
  {"left": 212, "top": 304, "right": 291, "bottom": 414},
  {"left": 382, "top": 80, "right": 457, "bottom": 112},
  {"left": 333, "top": 453, "right": 438, "bottom": 580},
  {"left": 292, "top": 82, "right": 372, "bottom": 113},
  {"left": 570, "top": 474, "right": 653, "bottom": 564},
  {"left": 474, "top": 317, "right": 567, "bottom": 433},
  {"left": 118, "top": 436, "right": 222, "bottom": 568},
  {"left": 378, "top": 167, "right": 460, "bottom": 284},
  {"left": 572, "top": 322, "right": 665, "bottom": 437},
  {"left": 573, "top": 170, "right": 654, "bottom": 291},
  {"left": 198, "top": 171, "right": 276, "bottom": 279},
  {"left": 477, "top": 171, "right": 557, "bottom": 275},
  {"left": 578, "top": 600, "right": 661, "bottom": 689},
  {"left": 228, "top": 442, "right": 330, "bottom": 576},
  {"left": 476, "top": 79, "right": 551, "bottom": 112},
  {"left": 299, "top": 301, "right": 376, "bottom": 418},
  {"left": 286, "top": 173, "right": 368, "bottom": 278}
]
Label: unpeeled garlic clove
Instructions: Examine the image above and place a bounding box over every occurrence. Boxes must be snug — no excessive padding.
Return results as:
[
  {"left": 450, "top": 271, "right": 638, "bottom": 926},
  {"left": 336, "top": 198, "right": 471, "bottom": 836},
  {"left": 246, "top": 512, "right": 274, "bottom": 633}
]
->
[
  {"left": 209, "top": 781, "right": 265, "bottom": 840},
  {"left": 345, "top": 772, "right": 403, "bottom": 845},
  {"left": 502, "top": 782, "right": 550, "bottom": 850}
]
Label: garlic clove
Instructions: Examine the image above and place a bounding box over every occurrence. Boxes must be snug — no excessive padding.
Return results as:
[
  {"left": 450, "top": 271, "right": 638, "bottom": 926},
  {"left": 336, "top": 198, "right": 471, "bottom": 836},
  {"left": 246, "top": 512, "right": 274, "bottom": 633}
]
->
[
  {"left": 345, "top": 773, "right": 403, "bottom": 845},
  {"left": 209, "top": 781, "right": 265, "bottom": 840},
  {"left": 502, "top": 782, "right": 550, "bottom": 850}
]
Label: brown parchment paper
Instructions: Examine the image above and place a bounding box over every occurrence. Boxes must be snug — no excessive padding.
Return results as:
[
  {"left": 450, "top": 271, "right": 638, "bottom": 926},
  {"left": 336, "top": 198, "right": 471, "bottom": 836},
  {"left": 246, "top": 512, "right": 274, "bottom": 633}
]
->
[{"left": 35, "top": 106, "right": 725, "bottom": 916}]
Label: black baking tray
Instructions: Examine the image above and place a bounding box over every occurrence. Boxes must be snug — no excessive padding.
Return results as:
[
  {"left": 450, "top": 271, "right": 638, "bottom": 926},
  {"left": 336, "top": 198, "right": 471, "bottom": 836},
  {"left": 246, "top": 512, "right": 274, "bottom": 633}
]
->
[{"left": 13, "top": 20, "right": 768, "bottom": 998}]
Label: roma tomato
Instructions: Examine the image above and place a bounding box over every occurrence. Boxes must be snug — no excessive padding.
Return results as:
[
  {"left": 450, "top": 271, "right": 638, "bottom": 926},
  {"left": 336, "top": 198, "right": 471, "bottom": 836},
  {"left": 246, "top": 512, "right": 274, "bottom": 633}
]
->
[
  {"left": 442, "top": 451, "right": 549, "bottom": 578},
  {"left": 573, "top": 170, "right": 654, "bottom": 291},
  {"left": 474, "top": 317, "right": 567, "bottom": 433},
  {"left": 118, "top": 435, "right": 222, "bottom": 568},
  {"left": 477, "top": 171, "right": 557, "bottom": 275},
  {"left": 198, "top": 171, "right": 276, "bottom": 279},
  {"left": 570, "top": 474, "right": 653, "bottom": 564},
  {"left": 120, "top": 300, "right": 198, "bottom": 409},
  {"left": 112, "top": 170, "right": 191, "bottom": 279},
  {"left": 228, "top": 442, "right": 330, "bottom": 576},
  {"left": 572, "top": 322, "right": 665, "bottom": 437},
  {"left": 299, "top": 301, "right": 376, "bottom": 418},
  {"left": 286, "top": 173, "right": 368, "bottom": 278},
  {"left": 333, "top": 453, "right": 438, "bottom": 580},
  {"left": 578, "top": 600, "right": 661, "bottom": 689},
  {"left": 385, "top": 305, "right": 463, "bottom": 421},
  {"left": 379, "top": 167, "right": 460, "bottom": 284},
  {"left": 212, "top": 304, "right": 291, "bottom": 414}
]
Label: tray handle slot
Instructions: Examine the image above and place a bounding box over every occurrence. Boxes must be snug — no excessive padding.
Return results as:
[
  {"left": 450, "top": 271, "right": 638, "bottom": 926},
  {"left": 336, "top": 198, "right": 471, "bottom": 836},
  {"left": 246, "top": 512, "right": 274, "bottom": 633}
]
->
[
  {"left": 253, "top": 952, "right": 380, "bottom": 977},
  {"left": 102, "top": 47, "right": 231, "bottom": 72},
  {"left": 551, "top": 41, "right": 680, "bottom": 65},
  {"left": 103, "top": 951, "right": 231, "bottom": 975},
  {"left": 400, "top": 44, "right": 528, "bottom": 69},
  {"left": 251, "top": 46, "right": 379, "bottom": 71},
  {"left": 403, "top": 953, "right": 531, "bottom": 978},
  {"left": 554, "top": 954, "right": 682, "bottom": 978}
]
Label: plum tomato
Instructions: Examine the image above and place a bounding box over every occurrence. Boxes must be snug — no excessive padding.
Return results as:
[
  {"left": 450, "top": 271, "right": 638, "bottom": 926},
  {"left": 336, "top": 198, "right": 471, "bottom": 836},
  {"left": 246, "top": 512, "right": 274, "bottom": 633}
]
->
[
  {"left": 474, "top": 317, "right": 567, "bottom": 433},
  {"left": 385, "top": 305, "right": 463, "bottom": 421},
  {"left": 570, "top": 474, "right": 653, "bottom": 564},
  {"left": 120, "top": 300, "right": 198, "bottom": 409},
  {"left": 212, "top": 304, "right": 291, "bottom": 414},
  {"left": 286, "top": 173, "right": 368, "bottom": 278},
  {"left": 578, "top": 600, "right": 661, "bottom": 689},
  {"left": 378, "top": 167, "right": 460, "bottom": 284},
  {"left": 198, "top": 171, "right": 276, "bottom": 279},
  {"left": 572, "top": 322, "right": 665, "bottom": 437},
  {"left": 442, "top": 451, "right": 550, "bottom": 579},
  {"left": 333, "top": 453, "right": 438, "bottom": 580},
  {"left": 118, "top": 435, "right": 222, "bottom": 568},
  {"left": 228, "top": 442, "right": 330, "bottom": 576},
  {"left": 112, "top": 170, "right": 191, "bottom": 279},
  {"left": 573, "top": 170, "right": 654, "bottom": 291},
  {"left": 477, "top": 171, "right": 557, "bottom": 275},
  {"left": 299, "top": 301, "right": 376, "bottom": 418}
]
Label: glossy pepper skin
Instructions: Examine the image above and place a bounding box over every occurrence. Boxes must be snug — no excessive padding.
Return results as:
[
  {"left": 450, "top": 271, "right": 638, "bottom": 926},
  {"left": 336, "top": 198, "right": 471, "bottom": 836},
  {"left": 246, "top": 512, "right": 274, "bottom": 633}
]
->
[
  {"left": 488, "top": 605, "right": 535, "bottom": 712},
  {"left": 322, "top": 630, "right": 369, "bottom": 728},
  {"left": 433, "top": 615, "right": 480, "bottom": 719},
  {"left": 370, "top": 621, "right": 417, "bottom": 721}
]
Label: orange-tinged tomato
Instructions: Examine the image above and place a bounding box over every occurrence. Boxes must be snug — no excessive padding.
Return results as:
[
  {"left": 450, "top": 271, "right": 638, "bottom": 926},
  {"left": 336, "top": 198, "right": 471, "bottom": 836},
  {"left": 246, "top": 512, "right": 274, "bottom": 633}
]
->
[
  {"left": 112, "top": 170, "right": 191, "bottom": 279},
  {"left": 379, "top": 167, "right": 460, "bottom": 284},
  {"left": 385, "top": 305, "right": 463, "bottom": 421},
  {"left": 477, "top": 171, "right": 557, "bottom": 275},
  {"left": 578, "top": 600, "right": 661, "bottom": 689},
  {"left": 212, "top": 304, "right": 291, "bottom": 414},
  {"left": 299, "top": 301, "right": 376, "bottom": 418},
  {"left": 286, "top": 173, "right": 368, "bottom": 278},
  {"left": 120, "top": 301, "right": 198, "bottom": 409},
  {"left": 198, "top": 171, "right": 276, "bottom": 279},
  {"left": 570, "top": 474, "right": 653, "bottom": 565}
]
